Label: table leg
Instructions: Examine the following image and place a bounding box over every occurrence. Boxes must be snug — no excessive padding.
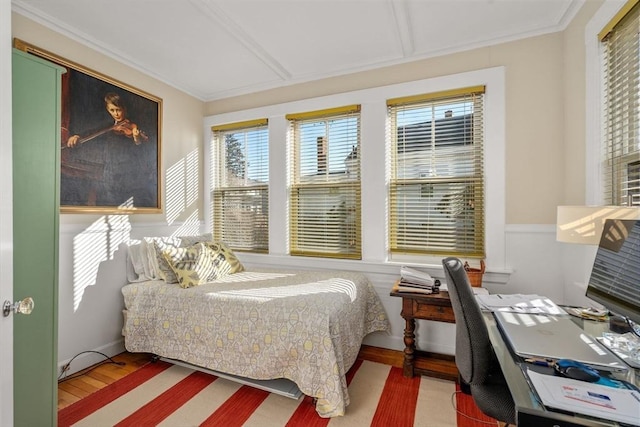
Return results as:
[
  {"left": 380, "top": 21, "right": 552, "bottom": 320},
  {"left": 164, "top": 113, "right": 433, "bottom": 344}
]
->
[{"left": 402, "top": 317, "right": 416, "bottom": 377}]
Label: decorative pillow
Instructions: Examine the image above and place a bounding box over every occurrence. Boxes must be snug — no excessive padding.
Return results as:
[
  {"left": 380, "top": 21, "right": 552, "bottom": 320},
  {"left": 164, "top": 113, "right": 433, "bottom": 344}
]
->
[
  {"left": 162, "top": 241, "right": 244, "bottom": 288},
  {"left": 201, "top": 241, "right": 245, "bottom": 278},
  {"left": 144, "top": 233, "right": 213, "bottom": 283},
  {"left": 150, "top": 239, "right": 183, "bottom": 283},
  {"left": 161, "top": 243, "right": 204, "bottom": 288}
]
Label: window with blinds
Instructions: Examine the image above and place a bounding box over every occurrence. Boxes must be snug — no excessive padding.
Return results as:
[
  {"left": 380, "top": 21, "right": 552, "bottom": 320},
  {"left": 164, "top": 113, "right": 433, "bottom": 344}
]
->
[
  {"left": 600, "top": 0, "right": 640, "bottom": 206},
  {"left": 287, "top": 105, "right": 361, "bottom": 259},
  {"left": 211, "top": 119, "right": 269, "bottom": 252},
  {"left": 388, "top": 87, "right": 485, "bottom": 258}
]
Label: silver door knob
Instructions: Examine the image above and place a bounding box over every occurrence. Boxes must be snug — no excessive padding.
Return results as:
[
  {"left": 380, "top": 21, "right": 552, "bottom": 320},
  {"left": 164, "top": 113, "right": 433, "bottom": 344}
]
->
[{"left": 3, "top": 297, "right": 34, "bottom": 317}]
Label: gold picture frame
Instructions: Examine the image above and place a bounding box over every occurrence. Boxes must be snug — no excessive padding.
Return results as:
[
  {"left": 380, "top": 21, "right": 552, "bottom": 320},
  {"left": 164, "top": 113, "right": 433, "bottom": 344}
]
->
[{"left": 14, "top": 38, "right": 163, "bottom": 214}]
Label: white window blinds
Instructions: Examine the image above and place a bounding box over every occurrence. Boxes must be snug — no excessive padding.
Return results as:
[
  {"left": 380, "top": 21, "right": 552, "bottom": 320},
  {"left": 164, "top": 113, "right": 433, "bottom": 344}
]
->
[
  {"left": 287, "top": 105, "right": 361, "bottom": 259},
  {"left": 211, "top": 119, "right": 269, "bottom": 252},
  {"left": 388, "top": 87, "right": 485, "bottom": 258},
  {"left": 601, "top": 0, "right": 640, "bottom": 206}
]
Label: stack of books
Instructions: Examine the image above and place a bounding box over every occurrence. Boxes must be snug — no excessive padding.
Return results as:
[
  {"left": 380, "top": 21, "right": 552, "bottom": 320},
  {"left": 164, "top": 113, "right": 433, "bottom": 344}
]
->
[{"left": 393, "top": 266, "right": 441, "bottom": 294}]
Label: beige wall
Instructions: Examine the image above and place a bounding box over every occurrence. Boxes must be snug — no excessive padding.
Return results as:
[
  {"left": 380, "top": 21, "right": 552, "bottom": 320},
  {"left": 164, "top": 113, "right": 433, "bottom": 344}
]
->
[
  {"left": 12, "top": 13, "right": 205, "bottom": 226},
  {"left": 205, "top": 2, "right": 602, "bottom": 225}
]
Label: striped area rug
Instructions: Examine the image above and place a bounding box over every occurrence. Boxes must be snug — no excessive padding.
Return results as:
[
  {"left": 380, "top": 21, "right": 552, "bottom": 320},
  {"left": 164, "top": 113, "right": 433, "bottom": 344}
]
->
[{"left": 59, "top": 359, "right": 497, "bottom": 427}]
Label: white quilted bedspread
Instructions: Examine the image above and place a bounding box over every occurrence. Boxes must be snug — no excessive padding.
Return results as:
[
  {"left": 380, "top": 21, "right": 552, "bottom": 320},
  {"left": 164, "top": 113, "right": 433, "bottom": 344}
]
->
[{"left": 121, "top": 269, "right": 389, "bottom": 417}]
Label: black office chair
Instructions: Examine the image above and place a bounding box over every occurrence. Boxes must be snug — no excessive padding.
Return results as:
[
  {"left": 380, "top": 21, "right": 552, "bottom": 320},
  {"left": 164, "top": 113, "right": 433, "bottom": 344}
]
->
[{"left": 442, "top": 257, "right": 516, "bottom": 426}]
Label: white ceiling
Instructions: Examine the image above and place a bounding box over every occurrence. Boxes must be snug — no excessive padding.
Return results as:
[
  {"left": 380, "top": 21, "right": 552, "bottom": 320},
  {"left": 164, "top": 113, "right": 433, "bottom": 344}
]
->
[{"left": 13, "top": 0, "right": 584, "bottom": 102}]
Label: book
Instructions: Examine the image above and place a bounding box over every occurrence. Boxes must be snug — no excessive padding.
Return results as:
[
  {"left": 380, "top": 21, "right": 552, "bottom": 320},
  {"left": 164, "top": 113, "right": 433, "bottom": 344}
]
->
[
  {"left": 400, "top": 266, "right": 436, "bottom": 287},
  {"left": 393, "top": 282, "right": 437, "bottom": 294},
  {"left": 393, "top": 266, "right": 443, "bottom": 294}
]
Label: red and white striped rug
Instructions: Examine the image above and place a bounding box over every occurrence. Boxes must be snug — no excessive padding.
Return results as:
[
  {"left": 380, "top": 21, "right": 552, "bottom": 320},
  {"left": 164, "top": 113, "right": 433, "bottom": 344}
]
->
[{"left": 59, "top": 359, "right": 497, "bottom": 427}]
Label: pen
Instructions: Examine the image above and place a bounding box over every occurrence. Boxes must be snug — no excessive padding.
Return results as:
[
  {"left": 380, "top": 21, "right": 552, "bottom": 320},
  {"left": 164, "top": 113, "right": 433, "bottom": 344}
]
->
[
  {"left": 497, "top": 294, "right": 502, "bottom": 299},
  {"left": 524, "top": 358, "right": 554, "bottom": 367}
]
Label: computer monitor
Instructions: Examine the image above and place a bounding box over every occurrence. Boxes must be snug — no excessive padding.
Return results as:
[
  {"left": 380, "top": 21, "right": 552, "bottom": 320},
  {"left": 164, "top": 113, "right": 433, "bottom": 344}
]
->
[{"left": 585, "top": 219, "right": 640, "bottom": 328}]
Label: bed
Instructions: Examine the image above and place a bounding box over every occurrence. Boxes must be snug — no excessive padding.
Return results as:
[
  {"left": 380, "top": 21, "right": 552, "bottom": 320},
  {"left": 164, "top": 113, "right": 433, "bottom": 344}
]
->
[{"left": 121, "top": 236, "right": 390, "bottom": 418}]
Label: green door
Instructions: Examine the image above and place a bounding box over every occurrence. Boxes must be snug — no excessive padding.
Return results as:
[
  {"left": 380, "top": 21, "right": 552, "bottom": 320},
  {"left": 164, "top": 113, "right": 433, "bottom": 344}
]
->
[{"left": 12, "top": 49, "right": 63, "bottom": 427}]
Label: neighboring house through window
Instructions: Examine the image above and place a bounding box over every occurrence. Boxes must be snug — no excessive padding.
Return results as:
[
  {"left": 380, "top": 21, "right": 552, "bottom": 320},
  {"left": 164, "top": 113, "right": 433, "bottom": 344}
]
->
[
  {"left": 287, "top": 105, "right": 362, "bottom": 259},
  {"left": 211, "top": 119, "right": 269, "bottom": 252},
  {"left": 388, "top": 87, "right": 485, "bottom": 258}
]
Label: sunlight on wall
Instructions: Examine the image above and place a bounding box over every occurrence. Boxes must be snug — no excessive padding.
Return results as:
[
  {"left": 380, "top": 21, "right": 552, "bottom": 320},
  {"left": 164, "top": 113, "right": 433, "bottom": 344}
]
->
[
  {"left": 186, "top": 149, "right": 199, "bottom": 207},
  {"left": 165, "top": 148, "right": 199, "bottom": 225},
  {"left": 71, "top": 148, "right": 202, "bottom": 311},
  {"left": 170, "top": 209, "right": 201, "bottom": 237},
  {"left": 72, "top": 215, "right": 132, "bottom": 312},
  {"left": 556, "top": 206, "right": 640, "bottom": 245}
]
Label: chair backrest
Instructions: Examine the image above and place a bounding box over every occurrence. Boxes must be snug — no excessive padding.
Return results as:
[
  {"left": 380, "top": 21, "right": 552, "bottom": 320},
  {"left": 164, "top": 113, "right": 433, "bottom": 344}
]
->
[{"left": 442, "top": 257, "right": 493, "bottom": 385}]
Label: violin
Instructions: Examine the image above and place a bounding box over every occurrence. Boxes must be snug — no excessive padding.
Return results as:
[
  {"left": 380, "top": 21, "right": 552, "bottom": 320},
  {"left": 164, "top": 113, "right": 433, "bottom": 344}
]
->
[
  {"left": 113, "top": 119, "right": 148, "bottom": 144},
  {"left": 62, "top": 119, "right": 148, "bottom": 149}
]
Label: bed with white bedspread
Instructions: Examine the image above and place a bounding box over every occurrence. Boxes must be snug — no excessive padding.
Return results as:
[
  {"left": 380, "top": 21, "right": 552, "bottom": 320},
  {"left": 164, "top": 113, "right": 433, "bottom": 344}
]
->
[{"left": 121, "top": 268, "right": 389, "bottom": 417}]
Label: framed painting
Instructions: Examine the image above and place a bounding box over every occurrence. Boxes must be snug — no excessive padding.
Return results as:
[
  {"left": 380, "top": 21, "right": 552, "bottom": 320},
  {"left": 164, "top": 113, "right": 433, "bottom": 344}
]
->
[{"left": 14, "top": 38, "right": 162, "bottom": 214}]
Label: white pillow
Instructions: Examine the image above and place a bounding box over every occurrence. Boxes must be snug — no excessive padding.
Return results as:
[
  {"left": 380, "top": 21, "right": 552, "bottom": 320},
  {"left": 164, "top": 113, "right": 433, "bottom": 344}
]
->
[
  {"left": 125, "top": 245, "right": 141, "bottom": 283},
  {"left": 126, "top": 242, "right": 154, "bottom": 283}
]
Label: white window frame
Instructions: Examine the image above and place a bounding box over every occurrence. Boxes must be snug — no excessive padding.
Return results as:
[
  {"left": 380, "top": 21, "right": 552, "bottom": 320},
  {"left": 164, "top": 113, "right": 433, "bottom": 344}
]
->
[{"left": 204, "top": 66, "right": 507, "bottom": 272}]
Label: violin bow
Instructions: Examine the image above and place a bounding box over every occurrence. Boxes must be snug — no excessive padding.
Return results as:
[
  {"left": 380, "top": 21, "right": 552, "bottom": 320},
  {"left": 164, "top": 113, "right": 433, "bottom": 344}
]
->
[{"left": 61, "top": 123, "right": 118, "bottom": 149}]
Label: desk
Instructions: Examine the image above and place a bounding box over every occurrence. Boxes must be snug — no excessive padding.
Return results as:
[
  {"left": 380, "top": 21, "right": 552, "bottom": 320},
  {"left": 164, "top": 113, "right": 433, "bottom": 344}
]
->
[
  {"left": 484, "top": 312, "right": 639, "bottom": 427},
  {"left": 390, "top": 286, "right": 457, "bottom": 380}
]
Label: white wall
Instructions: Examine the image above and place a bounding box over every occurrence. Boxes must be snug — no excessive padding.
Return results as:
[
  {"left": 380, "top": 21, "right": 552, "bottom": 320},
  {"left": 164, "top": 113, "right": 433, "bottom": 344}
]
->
[{"left": 57, "top": 220, "right": 207, "bottom": 372}]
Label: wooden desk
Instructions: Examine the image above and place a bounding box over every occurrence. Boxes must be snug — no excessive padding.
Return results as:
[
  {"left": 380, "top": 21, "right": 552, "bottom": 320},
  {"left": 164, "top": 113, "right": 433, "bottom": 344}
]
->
[{"left": 390, "top": 285, "right": 457, "bottom": 381}]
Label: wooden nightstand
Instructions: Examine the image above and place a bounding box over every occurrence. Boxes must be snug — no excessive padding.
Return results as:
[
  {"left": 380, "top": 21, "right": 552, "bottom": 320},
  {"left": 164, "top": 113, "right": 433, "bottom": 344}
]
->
[{"left": 390, "top": 284, "right": 458, "bottom": 381}]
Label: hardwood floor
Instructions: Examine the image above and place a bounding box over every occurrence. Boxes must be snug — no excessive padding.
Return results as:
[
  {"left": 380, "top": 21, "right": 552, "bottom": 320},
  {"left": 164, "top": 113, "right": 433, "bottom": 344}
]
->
[
  {"left": 57, "top": 352, "right": 153, "bottom": 410},
  {"left": 57, "top": 345, "right": 458, "bottom": 410}
]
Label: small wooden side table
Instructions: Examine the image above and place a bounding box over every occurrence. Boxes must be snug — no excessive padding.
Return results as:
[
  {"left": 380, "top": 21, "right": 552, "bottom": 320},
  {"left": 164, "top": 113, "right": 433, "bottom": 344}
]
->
[{"left": 390, "top": 283, "right": 457, "bottom": 380}]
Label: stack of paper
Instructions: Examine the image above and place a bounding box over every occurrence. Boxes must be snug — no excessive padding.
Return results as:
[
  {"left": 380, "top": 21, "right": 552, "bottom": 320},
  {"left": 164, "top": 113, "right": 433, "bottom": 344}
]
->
[
  {"left": 565, "top": 306, "right": 608, "bottom": 321},
  {"left": 395, "top": 266, "right": 440, "bottom": 294},
  {"left": 527, "top": 370, "right": 640, "bottom": 425}
]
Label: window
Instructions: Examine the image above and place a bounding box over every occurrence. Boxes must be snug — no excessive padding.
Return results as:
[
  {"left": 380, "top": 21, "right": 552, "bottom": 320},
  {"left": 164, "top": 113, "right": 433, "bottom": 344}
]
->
[
  {"left": 388, "top": 87, "right": 485, "bottom": 258},
  {"left": 211, "top": 119, "right": 269, "bottom": 252},
  {"left": 600, "top": 0, "right": 640, "bottom": 206},
  {"left": 287, "top": 105, "right": 361, "bottom": 259}
]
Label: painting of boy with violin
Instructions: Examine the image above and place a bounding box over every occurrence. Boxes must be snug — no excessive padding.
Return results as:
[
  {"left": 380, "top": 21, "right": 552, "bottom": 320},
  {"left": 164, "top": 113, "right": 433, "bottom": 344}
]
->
[
  {"left": 13, "top": 38, "right": 162, "bottom": 213},
  {"left": 59, "top": 63, "right": 161, "bottom": 213}
]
